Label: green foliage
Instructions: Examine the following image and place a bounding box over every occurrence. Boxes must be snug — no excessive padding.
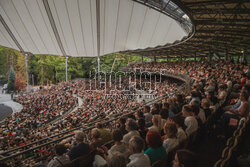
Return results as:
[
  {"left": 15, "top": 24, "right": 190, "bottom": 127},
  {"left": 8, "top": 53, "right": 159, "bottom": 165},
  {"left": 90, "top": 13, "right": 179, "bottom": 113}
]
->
[
  {"left": 7, "top": 67, "right": 16, "bottom": 92},
  {"left": 0, "top": 46, "right": 26, "bottom": 85},
  {"left": 0, "top": 45, "right": 143, "bottom": 84}
]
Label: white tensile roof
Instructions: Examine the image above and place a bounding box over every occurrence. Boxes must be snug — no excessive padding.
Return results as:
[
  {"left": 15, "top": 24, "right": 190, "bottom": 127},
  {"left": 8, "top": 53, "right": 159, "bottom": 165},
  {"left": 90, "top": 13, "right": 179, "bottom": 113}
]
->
[{"left": 0, "top": 0, "right": 188, "bottom": 57}]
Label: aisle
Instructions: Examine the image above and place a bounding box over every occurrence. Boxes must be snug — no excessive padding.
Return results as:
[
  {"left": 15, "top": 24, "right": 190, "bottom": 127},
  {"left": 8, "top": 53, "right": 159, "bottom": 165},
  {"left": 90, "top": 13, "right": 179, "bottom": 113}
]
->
[
  {"left": 47, "top": 95, "right": 83, "bottom": 125},
  {"left": 0, "top": 93, "right": 23, "bottom": 121}
]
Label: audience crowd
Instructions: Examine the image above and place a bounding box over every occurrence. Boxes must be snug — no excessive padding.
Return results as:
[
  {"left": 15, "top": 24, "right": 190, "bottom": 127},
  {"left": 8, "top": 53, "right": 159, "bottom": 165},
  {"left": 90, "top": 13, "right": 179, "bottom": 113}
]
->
[{"left": 0, "top": 59, "right": 249, "bottom": 167}]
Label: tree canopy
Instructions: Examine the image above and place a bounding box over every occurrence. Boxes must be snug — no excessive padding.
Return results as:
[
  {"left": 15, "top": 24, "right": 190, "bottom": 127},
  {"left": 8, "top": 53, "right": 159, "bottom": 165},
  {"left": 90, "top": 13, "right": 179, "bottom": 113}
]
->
[{"left": 0, "top": 46, "right": 148, "bottom": 85}]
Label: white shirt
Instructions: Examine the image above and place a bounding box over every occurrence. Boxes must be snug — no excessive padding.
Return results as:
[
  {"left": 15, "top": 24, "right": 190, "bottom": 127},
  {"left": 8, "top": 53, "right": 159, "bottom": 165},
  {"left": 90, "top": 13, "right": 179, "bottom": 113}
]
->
[
  {"left": 184, "top": 116, "right": 198, "bottom": 136},
  {"left": 177, "top": 127, "right": 187, "bottom": 143},
  {"left": 122, "top": 131, "right": 140, "bottom": 146},
  {"left": 163, "top": 138, "right": 179, "bottom": 153},
  {"left": 127, "top": 153, "right": 151, "bottom": 167}
]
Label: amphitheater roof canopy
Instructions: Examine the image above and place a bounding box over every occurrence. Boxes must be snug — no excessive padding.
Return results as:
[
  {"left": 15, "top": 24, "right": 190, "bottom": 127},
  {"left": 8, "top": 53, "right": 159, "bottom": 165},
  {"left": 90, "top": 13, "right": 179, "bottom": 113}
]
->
[
  {"left": 0, "top": 0, "right": 192, "bottom": 57},
  {"left": 127, "top": 0, "right": 250, "bottom": 58}
]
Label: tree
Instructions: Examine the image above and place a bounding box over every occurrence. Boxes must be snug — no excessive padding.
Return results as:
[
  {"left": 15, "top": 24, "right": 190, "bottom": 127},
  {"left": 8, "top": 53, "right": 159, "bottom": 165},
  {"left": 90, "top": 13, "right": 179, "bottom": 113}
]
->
[
  {"left": 15, "top": 73, "right": 26, "bottom": 92},
  {"left": 7, "top": 67, "right": 16, "bottom": 92}
]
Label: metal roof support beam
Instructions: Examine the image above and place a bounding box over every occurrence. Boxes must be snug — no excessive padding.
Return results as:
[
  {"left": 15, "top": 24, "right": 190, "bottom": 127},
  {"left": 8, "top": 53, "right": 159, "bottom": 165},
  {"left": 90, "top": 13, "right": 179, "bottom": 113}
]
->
[
  {"left": 197, "top": 29, "right": 250, "bottom": 34},
  {"left": 192, "top": 9, "right": 250, "bottom": 15},
  {"left": 43, "top": 0, "right": 66, "bottom": 56},
  {"left": 196, "top": 22, "right": 249, "bottom": 28},
  {"left": 184, "top": 0, "right": 244, "bottom": 6},
  {"left": 0, "top": 15, "right": 24, "bottom": 52},
  {"left": 65, "top": 56, "right": 68, "bottom": 82}
]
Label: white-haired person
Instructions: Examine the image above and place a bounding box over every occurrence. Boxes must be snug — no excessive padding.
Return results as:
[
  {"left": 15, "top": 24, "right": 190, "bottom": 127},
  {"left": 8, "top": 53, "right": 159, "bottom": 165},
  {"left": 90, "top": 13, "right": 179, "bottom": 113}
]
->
[
  {"left": 122, "top": 119, "right": 140, "bottom": 146},
  {"left": 127, "top": 136, "right": 150, "bottom": 167}
]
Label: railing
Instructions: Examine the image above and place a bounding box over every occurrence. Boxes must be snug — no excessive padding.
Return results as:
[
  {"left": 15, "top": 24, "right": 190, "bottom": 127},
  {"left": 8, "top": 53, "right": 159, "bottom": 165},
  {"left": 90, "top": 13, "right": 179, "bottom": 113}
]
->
[{"left": 121, "top": 67, "right": 191, "bottom": 93}]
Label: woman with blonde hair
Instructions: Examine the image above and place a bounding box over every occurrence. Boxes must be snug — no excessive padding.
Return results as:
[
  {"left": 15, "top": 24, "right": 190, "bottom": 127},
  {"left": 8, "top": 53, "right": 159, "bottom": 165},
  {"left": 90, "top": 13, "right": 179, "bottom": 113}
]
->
[{"left": 162, "top": 122, "right": 179, "bottom": 153}]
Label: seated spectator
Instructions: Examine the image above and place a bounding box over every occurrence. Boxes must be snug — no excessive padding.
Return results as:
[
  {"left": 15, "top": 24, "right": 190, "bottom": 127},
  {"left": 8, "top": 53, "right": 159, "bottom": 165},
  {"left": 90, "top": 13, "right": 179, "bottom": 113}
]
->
[
  {"left": 143, "top": 106, "right": 152, "bottom": 127},
  {"left": 151, "top": 104, "right": 160, "bottom": 115},
  {"left": 191, "top": 100, "right": 206, "bottom": 124},
  {"left": 90, "top": 128, "right": 103, "bottom": 149},
  {"left": 96, "top": 123, "right": 112, "bottom": 144},
  {"left": 190, "top": 90, "right": 201, "bottom": 104},
  {"left": 182, "top": 105, "right": 198, "bottom": 136},
  {"left": 217, "top": 84, "right": 228, "bottom": 101},
  {"left": 163, "top": 122, "right": 179, "bottom": 153},
  {"left": 122, "top": 119, "right": 140, "bottom": 146},
  {"left": 171, "top": 116, "right": 187, "bottom": 143},
  {"left": 173, "top": 149, "right": 197, "bottom": 167},
  {"left": 144, "top": 131, "right": 166, "bottom": 165},
  {"left": 127, "top": 136, "right": 151, "bottom": 167},
  {"left": 201, "top": 98, "right": 213, "bottom": 118},
  {"left": 136, "top": 111, "right": 145, "bottom": 120},
  {"left": 107, "top": 152, "right": 127, "bottom": 167},
  {"left": 168, "top": 98, "right": 179, "bottom": 117},
  {"left": 229, "top": 91, "right": 249, "bottom": 117},
  {"left": 138, "top": 118, "right": 148, "bottom": 140},
  {"left": 206, "top": 91, "right": 218, "bottom": 110},
  {"left": 68, "top": 131, "right": 90, "bottom": 160},
  {"left": 148, "top": 115, "right": 161, "bottom": 133},
  {"left": 108, "top": 129, "right": 130, "bottom": 161},
  {"left": 223, "top": 91, "right": 249, "bottom": 124},
  {"left": 47, "top": 144, "right": 70, "bottom": 167},
  {"left": 118, "top": 117, "right": 128, "bottom": 136}
]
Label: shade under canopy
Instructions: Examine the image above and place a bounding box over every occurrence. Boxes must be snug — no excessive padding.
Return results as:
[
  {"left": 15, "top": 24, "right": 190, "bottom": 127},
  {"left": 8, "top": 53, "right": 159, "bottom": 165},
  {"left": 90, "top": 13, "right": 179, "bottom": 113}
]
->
[{"left": 0, "top": 0, "right": 188, "bottom": 57}]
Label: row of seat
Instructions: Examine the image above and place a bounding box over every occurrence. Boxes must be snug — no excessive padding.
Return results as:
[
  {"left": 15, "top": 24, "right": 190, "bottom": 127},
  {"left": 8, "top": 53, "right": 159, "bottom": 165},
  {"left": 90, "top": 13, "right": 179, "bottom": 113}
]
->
[{"left": 214, "top": 113, "right": 250, "bottom": 167}]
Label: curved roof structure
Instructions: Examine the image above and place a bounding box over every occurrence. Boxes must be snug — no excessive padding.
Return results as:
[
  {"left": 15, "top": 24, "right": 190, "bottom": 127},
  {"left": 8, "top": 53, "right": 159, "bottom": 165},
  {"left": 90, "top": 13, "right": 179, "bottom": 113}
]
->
[
  {"left": 0, "top": 0, "right": 192, "bottom": 57},
  {"left": 128, "top": 0, "right": 250, "bottom": 58}
]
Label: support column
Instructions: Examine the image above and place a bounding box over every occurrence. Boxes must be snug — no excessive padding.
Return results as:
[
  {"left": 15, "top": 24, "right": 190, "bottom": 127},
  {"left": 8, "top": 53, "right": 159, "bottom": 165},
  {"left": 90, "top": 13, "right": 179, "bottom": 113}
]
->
[
  {"left": 243, "top": 50, "right": 246, "bottom": 63},
  {"left": 65, "top": 56, "right": 68, "bottom": 82},
  {"left": 237, "top": 53, "right": 241, "bottom": 64},
  {"left": 180, "top": 55, "right": 182, "bottom": 62},
  {"left": 96, "top": 0, "right": 101, "bottom": 80},
  {"left": 246, "top": 51, "right": 249, "bottom": 63},
  {"left": 194, "top": 52, "right": 197, "bottom": 61},
  {"left": 97, "top": 57, "right": 100, "bottom": 80},
  {"left": 225, "top": 49, "right": 228, "bottom": 61},
  {"left": 209, "top": 51, "right": 212, "bottom": 63},
  {"left": 154, "top": 56, "right": 156, "bottom": 62},
  {"left": 24, "top": 53, "right": 29, "bottom": 88},
  {"left": 141, "top": 55, "right": 144, "bottom": 63}
]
